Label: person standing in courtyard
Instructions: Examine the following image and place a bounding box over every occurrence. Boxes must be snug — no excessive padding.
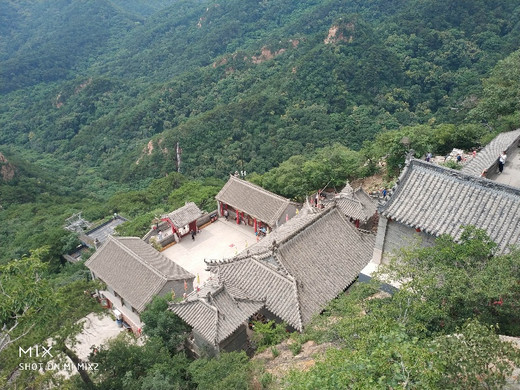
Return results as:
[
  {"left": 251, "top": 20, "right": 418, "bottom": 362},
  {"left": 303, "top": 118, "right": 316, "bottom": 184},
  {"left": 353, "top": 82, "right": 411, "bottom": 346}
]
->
[{"left": 498, "top": 150, "right": 507, "bottom": 174}]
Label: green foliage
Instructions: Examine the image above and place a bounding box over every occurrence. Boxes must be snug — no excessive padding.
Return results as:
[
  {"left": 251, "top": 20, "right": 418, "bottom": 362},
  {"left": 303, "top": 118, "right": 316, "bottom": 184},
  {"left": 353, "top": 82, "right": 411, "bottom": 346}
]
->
[
  {"left": 442, "top": 160, "right": 463, "bottom": 170},
  {"left": 260, "top": 372, "right": 274, "bottom": 389},
  {"left": 188, "top": 351, "right": 252, "bottom": 390},
  {"left": 168, "top": 179, "right": 223, "bottom": 212},
  {"left": 254, "top": 144, "right": 364, "bottom": 200},
  {"left": 285, "top": 319, "right": 519, "bottom": 390},
  {"left": 0, "top": 248, "right": 53, "bottom": 339},
  {"left": 380, "top": 226, "right": 520, "bottom": 336},
  {"left": 288, "top": 340, "right": 302, "bottom": 356},
  {"left": 115, "top": 210, "right": 164, "bottom": 238},
  {"left": 0, "top": 249, "right": 101, "bottom": 388},
  {"left": 149, "top": 237, "right": 162, "bottom": 251},
  {"left": 365, "top": 123, "right": 487, "bottom": 176},
  {"left": 252, "top": 321, "right": 289, "bottom": 351},
  {"left": 288, "top": 231, "right": 520, "bottom": 388},
  {"left": 469, "top": 49, "right": 520, "bottom": 128},
  {"left": 271, "top": 346, "right": 280, "bottom": 358},
  {"left": 2, "top": 0, "right": 520, "bottom": 188},
  {"left": 90, "top": 333, "right": 192, "bottom": 390},
  {"left": 140, "top": 295, "right": 191, "bottom": 355},
  {"left": 2, "top": 2, "right": 520, "bottom": 387}
]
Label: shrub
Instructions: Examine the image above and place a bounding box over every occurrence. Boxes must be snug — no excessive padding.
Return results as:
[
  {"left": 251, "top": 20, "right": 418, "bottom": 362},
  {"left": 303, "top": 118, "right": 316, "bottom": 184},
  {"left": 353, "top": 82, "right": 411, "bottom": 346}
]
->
[{"left": 251, "top": 321, "right": 289, "bottom": 351}]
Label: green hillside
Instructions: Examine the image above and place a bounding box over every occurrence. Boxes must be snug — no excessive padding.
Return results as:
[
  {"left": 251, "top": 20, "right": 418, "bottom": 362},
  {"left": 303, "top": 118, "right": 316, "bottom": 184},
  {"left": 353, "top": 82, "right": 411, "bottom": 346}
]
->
[
  {"left": 0, "top": 0, "right": 519, "bottom": 263},
  {"left": 1, "top": 1, "right": 520, "bottom": 388},
  {"left": 1, "top": 0, "right": 519, "bottom": 189}
]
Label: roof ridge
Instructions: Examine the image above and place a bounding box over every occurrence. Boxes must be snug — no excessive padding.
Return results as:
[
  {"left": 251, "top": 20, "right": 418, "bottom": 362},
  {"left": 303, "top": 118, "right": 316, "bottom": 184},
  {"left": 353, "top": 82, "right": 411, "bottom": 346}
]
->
[
  {"left": 272, "top": 200, "right": 292, "bottom": 226},
  {"left": 207, "top": 252, "right": 292, "bottom": 280},
  {"left": 250, "top": 257, "right": 296, "bottom": 284},
  {"left": 229, "top": 176, "right": 291, "bottom": 202},
  {"left": 338, "top": 194, "right": 364, "bottom": 207},
  {"left": 233, "top": 296, "right": 265, "bottom": 304},
  {"left": 111, "top": 237, "right": 167, "bottom": 281},
  {"left": 290, "top": 276, "right": 304, "bottom": 331},
  {"left": 275, "top": 206, "right": 334, "bottom": 248},
  {"left": 205, "top": 252, "right": 252, "bottom": 267},
  {"left": 197, "top": 297, "right": 218, "bottom": 312},
  {"left": 414, "top": 158, "right": 520, "bottom": 195},
  {"left": 255, "top": 252, "right": 291, "bottom": 275}
]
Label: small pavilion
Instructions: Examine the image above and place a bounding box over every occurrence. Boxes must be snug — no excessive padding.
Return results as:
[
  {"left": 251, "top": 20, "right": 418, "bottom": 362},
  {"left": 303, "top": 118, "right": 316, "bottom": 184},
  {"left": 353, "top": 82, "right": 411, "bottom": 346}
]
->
[{"left": 161, "top": 202, "right": 203, "bottom": 240}]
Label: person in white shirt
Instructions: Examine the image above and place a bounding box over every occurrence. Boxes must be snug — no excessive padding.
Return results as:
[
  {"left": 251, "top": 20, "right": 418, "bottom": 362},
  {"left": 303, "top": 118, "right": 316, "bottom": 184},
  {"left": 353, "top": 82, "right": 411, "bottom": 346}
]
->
[{"left": 498, "top": 150, "right": 507, "bottom": 173}]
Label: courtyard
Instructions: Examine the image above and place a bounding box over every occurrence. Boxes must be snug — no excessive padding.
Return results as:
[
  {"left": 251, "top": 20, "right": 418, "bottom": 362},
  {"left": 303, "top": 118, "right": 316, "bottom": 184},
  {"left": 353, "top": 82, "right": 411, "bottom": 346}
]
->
[{"left": 161, "top": 217, "right": 258, "bottom": 288}]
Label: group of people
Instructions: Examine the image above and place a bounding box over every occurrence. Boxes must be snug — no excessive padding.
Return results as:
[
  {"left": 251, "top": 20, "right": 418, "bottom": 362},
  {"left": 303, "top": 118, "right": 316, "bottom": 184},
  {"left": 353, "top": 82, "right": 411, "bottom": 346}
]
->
[{"left": 425, "top": 148, "right": 510, "bottom": 178}]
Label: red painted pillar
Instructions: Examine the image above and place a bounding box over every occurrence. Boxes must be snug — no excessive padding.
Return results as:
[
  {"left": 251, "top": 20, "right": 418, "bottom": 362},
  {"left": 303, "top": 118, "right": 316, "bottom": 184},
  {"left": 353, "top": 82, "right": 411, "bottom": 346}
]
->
[{"left": 236, "top": 209, "right": 239, "bottom": 224}]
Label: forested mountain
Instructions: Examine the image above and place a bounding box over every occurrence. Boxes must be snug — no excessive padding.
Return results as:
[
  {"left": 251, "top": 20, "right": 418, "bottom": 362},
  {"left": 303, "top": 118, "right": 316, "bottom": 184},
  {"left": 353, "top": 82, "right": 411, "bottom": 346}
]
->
[
  {"left": 0, "top": 0, "right": 519, "bottom": 259},
  {"left": 2, "top": 1, "right": 520, "bottom": 388},
  {"left": 1, "top": 0, "right": 519, "bottom": 186}
]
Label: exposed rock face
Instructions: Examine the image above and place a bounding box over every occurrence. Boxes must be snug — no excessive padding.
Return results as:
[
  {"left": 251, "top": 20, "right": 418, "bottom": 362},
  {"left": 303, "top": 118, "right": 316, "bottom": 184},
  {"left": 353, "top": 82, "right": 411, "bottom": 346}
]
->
[
  {"left": 0, "top": 152, "right": 16, "bottom": 182},
  {"left": 324, "top": 23, "right": 355, "bottom": 44},
  {"left": 253, "top": 339, "right": 335, "bottom": 382},
  {"left": 251, "top": 47, "right": 286, "bottom": 64}
]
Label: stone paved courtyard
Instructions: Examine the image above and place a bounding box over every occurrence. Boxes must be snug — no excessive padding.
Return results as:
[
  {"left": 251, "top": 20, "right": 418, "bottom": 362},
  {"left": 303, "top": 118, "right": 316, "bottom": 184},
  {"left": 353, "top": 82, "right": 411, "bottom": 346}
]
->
[{"left": 162, "top": 217, "right": 258, "bottom": 288}]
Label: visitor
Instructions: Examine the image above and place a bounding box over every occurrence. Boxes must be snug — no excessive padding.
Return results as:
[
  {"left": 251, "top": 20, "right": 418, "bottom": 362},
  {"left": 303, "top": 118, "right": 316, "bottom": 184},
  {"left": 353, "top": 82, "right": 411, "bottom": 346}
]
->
[{"left": 498, "top": 151, "right": 507, "bottom": 174}]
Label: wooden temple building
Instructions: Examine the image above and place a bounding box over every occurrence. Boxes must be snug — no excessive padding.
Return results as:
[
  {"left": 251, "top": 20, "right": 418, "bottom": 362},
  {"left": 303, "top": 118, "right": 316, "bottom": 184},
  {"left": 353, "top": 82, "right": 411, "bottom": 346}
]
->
[
  {"left": 86, "top": 236, "right": 194, "bottom": 333},
  {"left": 215, "top": 175, "right": 300, "bottom": 234},
  {"left": 373, "top": 158, "right": 520, "bottom": 264},
  {"left": 170, "top": 281, "right": 264, "bottom": 357}
]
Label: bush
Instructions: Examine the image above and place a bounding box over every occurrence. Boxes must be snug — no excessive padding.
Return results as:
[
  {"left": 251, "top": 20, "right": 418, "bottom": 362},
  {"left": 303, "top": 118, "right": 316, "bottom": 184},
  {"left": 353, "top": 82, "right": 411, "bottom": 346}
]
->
[
  {"left": 260, "top": 372, "right": 274, "bottom": 389},
  {"left": 288, "top": 340, "right": 302, "bottom": 356},
  {"left": 188, "top": 351, "right": 251, "bottom": 390},
  {"left": 251, "top": 321, "right": 289, "bottom": 351},
  {"left": 442, "top": 160, "right": 463, "bottom": 170}
]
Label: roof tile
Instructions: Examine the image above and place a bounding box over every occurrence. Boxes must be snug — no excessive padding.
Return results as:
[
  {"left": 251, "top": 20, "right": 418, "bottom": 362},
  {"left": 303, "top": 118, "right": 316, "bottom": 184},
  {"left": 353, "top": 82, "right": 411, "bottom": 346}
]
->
[
  {"left": 381, "top": 159, "right": 520, "bottom": 254},
  {"left": 215, "top": 176, "right": 293, "bottom": 227},
  {"left": 85, "top": 237, "right": 194, "bottom": 312}
]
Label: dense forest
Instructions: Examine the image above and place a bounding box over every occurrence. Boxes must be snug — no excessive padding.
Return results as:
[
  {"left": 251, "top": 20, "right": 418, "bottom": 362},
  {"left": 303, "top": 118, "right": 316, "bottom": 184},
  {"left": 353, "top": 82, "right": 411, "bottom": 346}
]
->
[{"left": 1, "top": 0, "right": 520, "bottom": 388}]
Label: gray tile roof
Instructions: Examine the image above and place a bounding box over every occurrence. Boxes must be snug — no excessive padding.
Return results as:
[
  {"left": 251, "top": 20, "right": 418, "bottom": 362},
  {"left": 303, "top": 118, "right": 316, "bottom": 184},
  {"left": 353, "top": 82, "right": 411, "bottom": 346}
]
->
[
  {"left": 206, "top": 206, "right": 375, "bottom": 330},
  {"left": 85, "top": 237, "right": 194, "bottom": 312},
  {"left": 380, "top": 159, "right": 520, "bottom": 254},
  {"left": 163, "top": 202, "right": 203, "bottom": 228},
  {"left": 79, "top": 216, "right": 128, "bottom": 248},
  {"left": 335, "top": 188, "right": 377, "bottom": 222},
  {"left": 461, "top": 129, "right": 520, "bottom": 177},
  {"left": 215, "top": 176, "right": 292, "bottom": 227},
  {"left": 169, "top": 281, "right": 264, "bottom": 346},
  {"left": 340, "top": 181, "right": 354, "bottom": 196}
]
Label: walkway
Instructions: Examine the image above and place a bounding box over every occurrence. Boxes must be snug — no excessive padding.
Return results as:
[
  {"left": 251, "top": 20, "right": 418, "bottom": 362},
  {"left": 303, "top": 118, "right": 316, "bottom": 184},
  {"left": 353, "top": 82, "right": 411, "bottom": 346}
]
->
[{"left": 491, "top": 146, "right": 520, "bottom": 188}]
